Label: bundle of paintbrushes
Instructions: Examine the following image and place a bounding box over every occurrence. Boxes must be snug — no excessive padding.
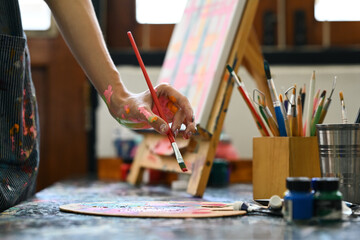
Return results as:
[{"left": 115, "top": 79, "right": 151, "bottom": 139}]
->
[{"left": 226, "top": 61, "right": 359, "bottom": 137}]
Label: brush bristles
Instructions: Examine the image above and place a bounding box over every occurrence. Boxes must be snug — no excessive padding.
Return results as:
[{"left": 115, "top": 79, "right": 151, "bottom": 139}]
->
[
  {"left": 264, "top": 60, "right": 271, "bottom": 79},
  {"left": 320, "top": 90, "right": 326, "bottom": 98},
  {"left": 171, "top": 142, "right": 187, "bottom": 172},
  {"left": 339, "top": 91, "right": 344, "bottom": 101}
]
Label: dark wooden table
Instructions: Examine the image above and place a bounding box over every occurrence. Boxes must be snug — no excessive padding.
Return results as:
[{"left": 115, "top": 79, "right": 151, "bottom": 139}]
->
[{"left": 1, "top": 177, "right": 359, "bottom": 239}]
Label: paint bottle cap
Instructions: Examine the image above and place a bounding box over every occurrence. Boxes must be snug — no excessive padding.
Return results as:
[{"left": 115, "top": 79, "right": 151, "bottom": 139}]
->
[
  {"left": 269, "top": 195, "right": 282, "bottom": 210},
  {"left": 313, "top": 177, "right": 339, "bottom": 191},
  {"left": 311, "top": 177, "right": 322, "bottom": 190},
  {"left": 286, "top": 177, "right": 311, "bottom": 192}
]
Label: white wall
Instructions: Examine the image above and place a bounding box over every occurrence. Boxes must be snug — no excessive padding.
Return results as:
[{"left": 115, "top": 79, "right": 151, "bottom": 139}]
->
[{"left": 96, "top": 65, "right": 360, "bottom": 159}]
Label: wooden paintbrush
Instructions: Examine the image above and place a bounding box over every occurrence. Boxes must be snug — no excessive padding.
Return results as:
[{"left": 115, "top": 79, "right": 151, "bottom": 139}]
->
[
  {"left": 339, "top": 91, "right": 348, "bottom": 124},
  {"left": 264, "top": 60, "right": 287, "bottom": 136},
  {"left": 127, "top": 31, "right": 187, "bottom": 172},
  {"left": 226, "top": 65, "right": 270, "bottom": 137},
  {"left": 311, "top": 90, "right": 326, "bottom": 136}
]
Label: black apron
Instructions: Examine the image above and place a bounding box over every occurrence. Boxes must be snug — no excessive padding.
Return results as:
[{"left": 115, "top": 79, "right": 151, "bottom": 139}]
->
[{"left": 0, "top": 0, "right": 40, "bottom": 212}]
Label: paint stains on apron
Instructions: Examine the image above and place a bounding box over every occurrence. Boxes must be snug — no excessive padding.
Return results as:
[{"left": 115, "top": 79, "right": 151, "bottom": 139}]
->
[{"left": 0, "top": 0, "right": 39, "bottom": 212}]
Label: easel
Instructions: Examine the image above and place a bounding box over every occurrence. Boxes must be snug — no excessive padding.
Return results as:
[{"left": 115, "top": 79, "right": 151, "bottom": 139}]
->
[{"left": 127, "top": 0, "right": 268, "bottom": 197}]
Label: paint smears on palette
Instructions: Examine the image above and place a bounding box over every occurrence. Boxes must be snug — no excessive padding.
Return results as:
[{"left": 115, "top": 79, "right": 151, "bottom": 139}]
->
[{"left": 59, "top": 201, "right": 246, "bottom": 218}]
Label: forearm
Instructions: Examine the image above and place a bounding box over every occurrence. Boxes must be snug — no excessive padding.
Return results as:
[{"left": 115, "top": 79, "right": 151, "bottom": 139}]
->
[
  {"left": 44, "top": 0, "right": 127, "bottom": 96},
  {"left": 44, "top": 0, "right": 195, "bottom": 136}
]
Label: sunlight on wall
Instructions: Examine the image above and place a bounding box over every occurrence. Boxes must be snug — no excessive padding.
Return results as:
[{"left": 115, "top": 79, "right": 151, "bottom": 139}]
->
[
  {"left": 315, "top": 0, "right": 360, "bottom": 21},
  {"left": 19, "top": 0, "right": 51, "bottom": 31},
  {"left": 136, "top": 0, "right": 188, "bottom": 24}
]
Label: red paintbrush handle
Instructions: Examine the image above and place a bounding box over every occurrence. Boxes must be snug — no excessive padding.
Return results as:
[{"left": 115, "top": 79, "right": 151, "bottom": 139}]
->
[
  {"left": 127, "top": 31, "right": 175, "bottom": 142},
  {"left": 238, "top": 86, "right": 270, "bottom": 137}
]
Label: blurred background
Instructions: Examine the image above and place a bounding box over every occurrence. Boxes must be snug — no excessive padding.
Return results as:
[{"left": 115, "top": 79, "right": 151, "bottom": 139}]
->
[{"left": 24, "top": 0, "right": 360, "bottom": 190}]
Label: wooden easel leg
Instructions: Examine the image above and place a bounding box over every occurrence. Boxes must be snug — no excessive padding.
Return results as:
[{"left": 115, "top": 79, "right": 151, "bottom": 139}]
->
[
  {"left": 187, "top": 71, "right": 235, "bottom": 196},
  {"left": 126, "top": 136, "right": 148, "bottom": 185},
  {"left": 243, "top": 28, "right": 274, "bottom": 115}
]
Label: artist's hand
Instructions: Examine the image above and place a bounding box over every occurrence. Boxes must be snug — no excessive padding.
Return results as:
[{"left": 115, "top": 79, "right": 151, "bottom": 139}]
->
[{"left": 104, "top": 83, "right": 196, "bottom": 139}]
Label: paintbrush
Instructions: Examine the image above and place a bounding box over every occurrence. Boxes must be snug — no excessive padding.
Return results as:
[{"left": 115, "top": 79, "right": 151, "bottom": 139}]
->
[
  {"left": 257, "top": 95, "right": 268, "bottom": 125},
  {"left": 305, "top": 71, "right": 316, "bottom": 136},
  {"left": 261, "top": 94, "right": 280, "bottom": 136},
  {"left": 279, "top": 94, "right": 288, "bottom": 135},
  {"left": 301, "top": 84, "right": 306, "bottom": 111},
  {"left": 311, "top": 90, "right": 326, "bottom": 136},
  {"left": 279, "top": 94, "right": 290, "bottom": 136},
  {"left": 287, "top": 86, "right": 298, "bottom": 136},
  {"left": 262, "top": 104, "right": 280, "bottom": 137},
  {"left": 312, "top": 89, "right": 321, "bottom": 117},
  {"left": 204, "top": 198, "right": 283, "bottom": 217},
  {"left": 319, "top": 77, "right": 336, "bottom": 124},
  {"left": 226, "top": 65, "right": 270, "bottom": 136},
  {"left": 339, "top": 91, "right": 348, "bottom": 124},
  {"left": 264, "top": 60, "right": 287, "bottom": 136},
  {"left": 232, "top": 200, "right": 282, "bottom": 217},
  {"left": 253, "top": 89, "right": 279, "bottom": 136},
  {"left": 127, "top": 31, "right": 187, "bottom": 172},
  {"left": 297, "top": 95, "right": 303, "bottom": 136}
]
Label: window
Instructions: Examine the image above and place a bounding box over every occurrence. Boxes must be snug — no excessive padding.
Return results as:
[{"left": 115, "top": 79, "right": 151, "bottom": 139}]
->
[
  {"left": 19, "top": 0, "right": 52, "bottom": 31},
  {"left": 315, "top": 0, "right": 360, "bottom": 22},
  {"left": 136, "top": 0, "right": 188, "bottom": 24}
]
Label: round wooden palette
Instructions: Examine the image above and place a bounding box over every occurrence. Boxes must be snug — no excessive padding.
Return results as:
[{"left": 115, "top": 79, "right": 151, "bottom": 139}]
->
[{"left": 59, "top": 201, "right": 246, "bottom": 218}]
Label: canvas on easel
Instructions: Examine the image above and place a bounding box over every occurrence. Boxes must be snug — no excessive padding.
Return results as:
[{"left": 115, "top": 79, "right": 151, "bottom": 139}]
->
[
  {"left": 127, "top": 0, "right": 267, "bottom": 197},
  {"left": 157, "top": 0, "right": 247, "bottom": 130}
]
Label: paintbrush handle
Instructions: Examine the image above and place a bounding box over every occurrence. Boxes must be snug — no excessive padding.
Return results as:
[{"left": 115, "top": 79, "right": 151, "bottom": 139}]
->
[
  {"left": 259, "top": 105, "right": 269, "bottom": 125},
  {"left": 268, "top": 117, "right": 280, "bottom": 136},
  {"left": 318, "top": 99, "right": 331, "bottom": 124},
  {"left": 311, "top": 99, "right": 325, "bottom": 136},
  {"left": 290, "top": 115, "right": 299, "bottom": 137},
  {"left": 274, "top": 106, "right": 287, "bottom": 136},
  {"left": 297, "top": 96, "right": 303, "bottom": 136},
  {"left": 128, "top": 31, "right": 188, "bottom": 171},
  {"left": 264, "top": 107, "right": 280, "bottom": 136},
  {"left": 305, "top": 71, "right": 316, "bottom": 137},
  {"left": 279, "top": 99, "right": 290, "bottom": 136},
  {"left": 301, "top": 93, "right": 305, "bottom": 111},
  {"left": 127, "top": 32, "right": 175, "bottom": 143},
  {"left": 237, "top": 87, "right": 270, "bottom": 137},
  {"left": 311, "top": 105, "right": 323, "bottom": 136}
]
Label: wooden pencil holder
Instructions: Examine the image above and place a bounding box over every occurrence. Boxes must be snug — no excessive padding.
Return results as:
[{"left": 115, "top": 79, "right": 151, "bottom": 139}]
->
[{"left": 252, "top": 137, "right": 321, "bottom": 199}]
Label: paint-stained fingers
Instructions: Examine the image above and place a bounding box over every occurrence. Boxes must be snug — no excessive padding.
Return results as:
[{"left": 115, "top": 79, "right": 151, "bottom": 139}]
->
[
  {"left": 171, "top": 109, "right": 186, "bottom": 137},
  {"left": 151, "top": 118, "right": 170, "bottom": 135},
  {"left": 162, "top": 89, "right": 195, "bottom": 138},
  {"left": 183, "top": 121, "right": 196, "bottom": 139},
  {"left": 169, "top": 93, "right": 194, "bottom": 125},
  {"left": 137, "top": 106, "right": 169, "bottom": 135},
  {"left": 156, "top": 83, "right": 194, "bottom": 124}
]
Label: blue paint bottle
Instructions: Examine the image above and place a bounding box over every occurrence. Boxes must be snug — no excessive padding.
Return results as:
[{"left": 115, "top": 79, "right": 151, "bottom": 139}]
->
[{"left": 283, "top": 177, "right": 313, "bottom": 222}]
